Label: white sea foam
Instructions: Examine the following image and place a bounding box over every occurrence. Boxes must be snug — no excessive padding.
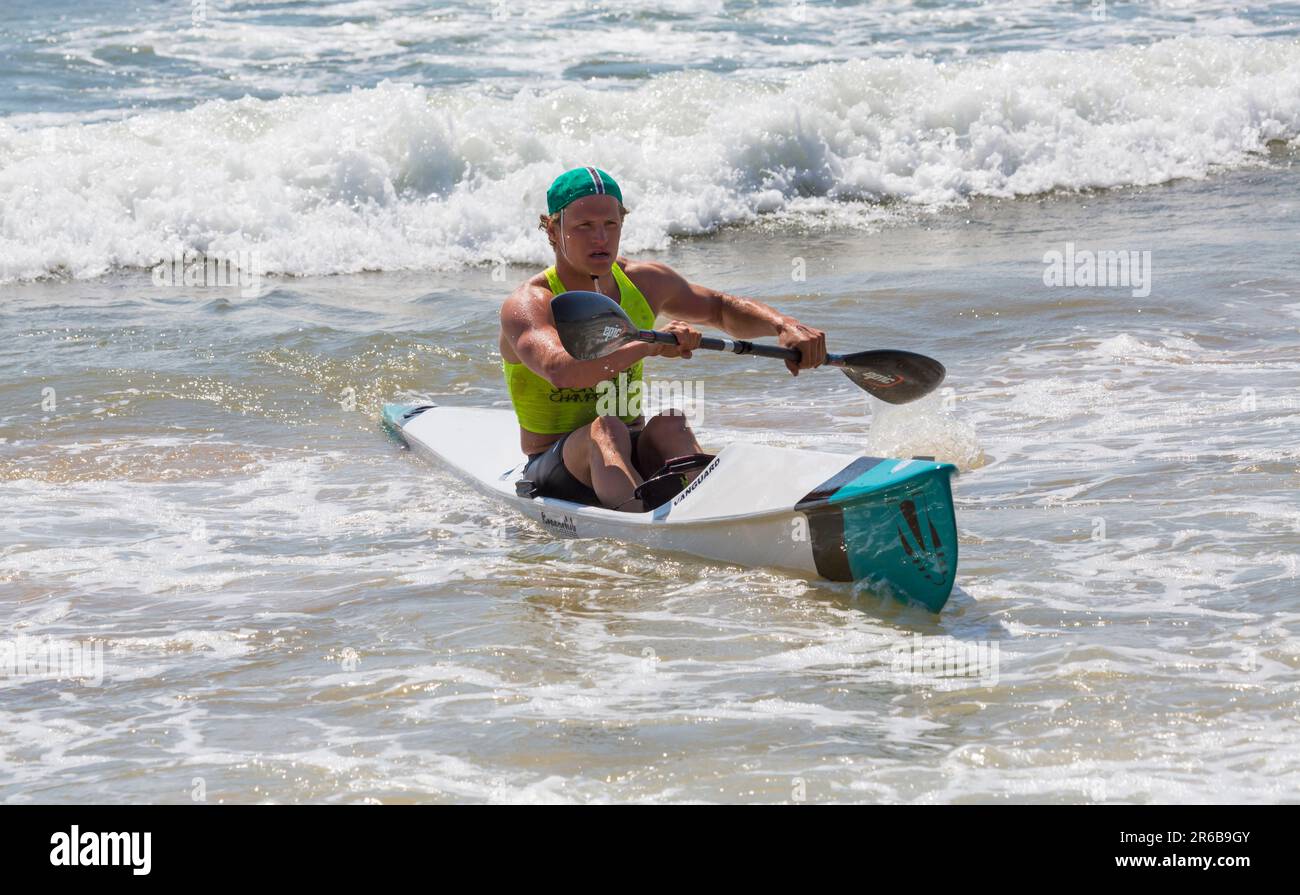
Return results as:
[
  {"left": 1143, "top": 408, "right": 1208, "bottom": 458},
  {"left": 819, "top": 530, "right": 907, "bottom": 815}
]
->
[{"left": 2, "top": 35, "right": 1297, "bottom": 283}]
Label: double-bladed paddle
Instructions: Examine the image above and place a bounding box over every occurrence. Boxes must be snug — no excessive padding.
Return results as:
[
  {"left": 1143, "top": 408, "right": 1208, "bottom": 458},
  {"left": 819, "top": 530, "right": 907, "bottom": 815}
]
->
[{"left": 550, "top": 290, "right": 945, "bottom": 405}]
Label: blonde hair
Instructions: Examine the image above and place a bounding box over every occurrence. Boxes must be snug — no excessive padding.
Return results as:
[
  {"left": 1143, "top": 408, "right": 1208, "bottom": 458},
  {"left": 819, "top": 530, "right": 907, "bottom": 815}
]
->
[{"left": 538, "top": 204, "right": 631, "bottom": 250}]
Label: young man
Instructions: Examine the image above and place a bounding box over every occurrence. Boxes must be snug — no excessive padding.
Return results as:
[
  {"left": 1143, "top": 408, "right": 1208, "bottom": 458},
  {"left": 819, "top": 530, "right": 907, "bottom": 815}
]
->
[{"left": 499, "top": 166, "right": 828, "bottom": 511}]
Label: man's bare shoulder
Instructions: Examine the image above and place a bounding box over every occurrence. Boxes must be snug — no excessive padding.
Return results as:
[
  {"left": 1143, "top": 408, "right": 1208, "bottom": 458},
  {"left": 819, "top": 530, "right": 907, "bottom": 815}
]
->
[
  {"left": 617, "top": 257, "right": 680, "bottom": 282},
  {"left": 502, "top": 273, "right": 553, "bottom": 314},
  {"left": 617, "top": 257, "right": 688, "bottom": 313}
]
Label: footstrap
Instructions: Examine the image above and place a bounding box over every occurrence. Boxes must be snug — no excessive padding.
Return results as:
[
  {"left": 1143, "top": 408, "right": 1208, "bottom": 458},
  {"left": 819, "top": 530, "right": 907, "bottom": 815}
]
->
[{"left": 633, "top": 453, "right": 716, "bottom": 509}]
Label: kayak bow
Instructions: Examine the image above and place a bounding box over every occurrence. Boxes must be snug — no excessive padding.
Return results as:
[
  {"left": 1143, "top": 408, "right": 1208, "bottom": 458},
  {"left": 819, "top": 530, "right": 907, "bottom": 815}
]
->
[{"left": 382, "top": 404, "right": 959, "bottom": 612}]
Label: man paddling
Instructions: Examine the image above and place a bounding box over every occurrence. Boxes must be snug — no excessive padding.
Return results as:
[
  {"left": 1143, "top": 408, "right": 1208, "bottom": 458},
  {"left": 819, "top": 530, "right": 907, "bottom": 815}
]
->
[{"left": 499, "top": 166, "right": 828, "bottom": 511}]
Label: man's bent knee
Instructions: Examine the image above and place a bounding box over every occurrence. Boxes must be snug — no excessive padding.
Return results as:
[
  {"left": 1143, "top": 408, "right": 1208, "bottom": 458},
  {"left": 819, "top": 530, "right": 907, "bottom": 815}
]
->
[
  {"left": 588, "top": 415, "right": 631, "bottom": 446},
  {"left": 643, "top": 412, "right": 690, "bottom": 434}
]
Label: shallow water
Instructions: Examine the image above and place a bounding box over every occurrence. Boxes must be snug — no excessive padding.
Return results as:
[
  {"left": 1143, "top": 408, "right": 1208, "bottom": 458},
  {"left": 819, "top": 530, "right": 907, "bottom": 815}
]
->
[
  {"left": 4, "top": 149, "right": 1298, "bottom": 801},
  {"left": 4, "top": 0, "right": 1300, "bottom": 803}
]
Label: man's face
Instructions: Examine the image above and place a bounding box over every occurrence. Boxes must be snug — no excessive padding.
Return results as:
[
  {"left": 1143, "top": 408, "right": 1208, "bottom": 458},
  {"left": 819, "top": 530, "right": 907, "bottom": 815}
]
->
[{"left": 554, "top": 194, "right": 622, "bottom": 274}]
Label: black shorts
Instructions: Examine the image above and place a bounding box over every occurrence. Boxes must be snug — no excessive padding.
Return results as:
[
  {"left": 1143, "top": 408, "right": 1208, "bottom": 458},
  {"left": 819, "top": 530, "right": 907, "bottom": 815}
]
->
[{"left": 523, "top": 429, "right": 642, "bottom": 506}]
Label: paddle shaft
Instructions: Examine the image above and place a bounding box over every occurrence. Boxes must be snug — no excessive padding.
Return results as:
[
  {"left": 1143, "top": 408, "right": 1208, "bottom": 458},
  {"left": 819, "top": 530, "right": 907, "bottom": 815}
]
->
[
  {"left": 636, "top": 330, "right": 852, "bottom": 367},
  {"left": 548, "top": 289, "right": 941, "bottom": 400}
]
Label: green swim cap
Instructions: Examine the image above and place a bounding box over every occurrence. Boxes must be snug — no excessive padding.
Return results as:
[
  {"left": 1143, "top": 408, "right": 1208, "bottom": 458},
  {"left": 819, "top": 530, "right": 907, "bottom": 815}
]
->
[{"left": 546, "top": 166, "right": 623, "bottom": 215}]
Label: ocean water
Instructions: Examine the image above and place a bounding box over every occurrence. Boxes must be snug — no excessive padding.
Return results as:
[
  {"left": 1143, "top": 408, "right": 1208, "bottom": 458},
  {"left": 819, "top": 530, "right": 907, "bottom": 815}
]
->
[{"left": 1, "top": 1, "right": 1298, "bottom": 803}]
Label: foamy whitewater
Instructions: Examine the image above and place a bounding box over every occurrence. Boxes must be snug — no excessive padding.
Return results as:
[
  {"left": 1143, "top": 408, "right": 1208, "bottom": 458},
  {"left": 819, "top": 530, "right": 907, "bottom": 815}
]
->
[
  {"left": 4, "top": 4, "right": 1300, "bottom": 283},
  {"left": 1, "top": 1, "right": 1298, "bottom": 803}
]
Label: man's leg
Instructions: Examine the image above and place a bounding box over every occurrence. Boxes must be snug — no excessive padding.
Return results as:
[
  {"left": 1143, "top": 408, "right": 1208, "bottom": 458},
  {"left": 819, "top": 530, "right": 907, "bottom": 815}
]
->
[
  {"left": 561, "top": 416, "right": 644, "bottom": 511},
  {"left": 634, "top": 412, "right": 704, "bottom": 477}
]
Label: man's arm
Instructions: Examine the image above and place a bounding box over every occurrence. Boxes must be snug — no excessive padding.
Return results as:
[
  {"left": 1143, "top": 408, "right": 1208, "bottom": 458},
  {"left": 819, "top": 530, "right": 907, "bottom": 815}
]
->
[
  {"left": 643, "top": 262, "right": 828, "bottom": 373},
  {"left": 501, "top": 285, "right": 651, "bottom": 389},
  {"left": 501, "top": 285, "right": 700, "bottom": 389}
]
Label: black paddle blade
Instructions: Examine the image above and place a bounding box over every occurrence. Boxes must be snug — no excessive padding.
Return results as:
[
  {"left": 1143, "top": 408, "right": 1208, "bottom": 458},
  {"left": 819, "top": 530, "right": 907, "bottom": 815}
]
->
[
  {"left": 550, "top": 290, "right": 637, "bottom": 360},
  {"left": 837, "top": 350, "right": 946, "bottom": 404}
]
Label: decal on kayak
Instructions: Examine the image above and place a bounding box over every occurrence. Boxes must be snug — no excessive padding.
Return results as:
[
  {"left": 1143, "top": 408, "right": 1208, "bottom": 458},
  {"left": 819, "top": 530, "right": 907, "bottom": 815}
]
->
[
  {"left": 670, "top": 454, "right": 722, "bottom": 508},
  {"left": 896, "top": 498, "right": 951, "bottom": 587},
  {"left": 539, "top": 510, "right": 578, "bottom": 535}
]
